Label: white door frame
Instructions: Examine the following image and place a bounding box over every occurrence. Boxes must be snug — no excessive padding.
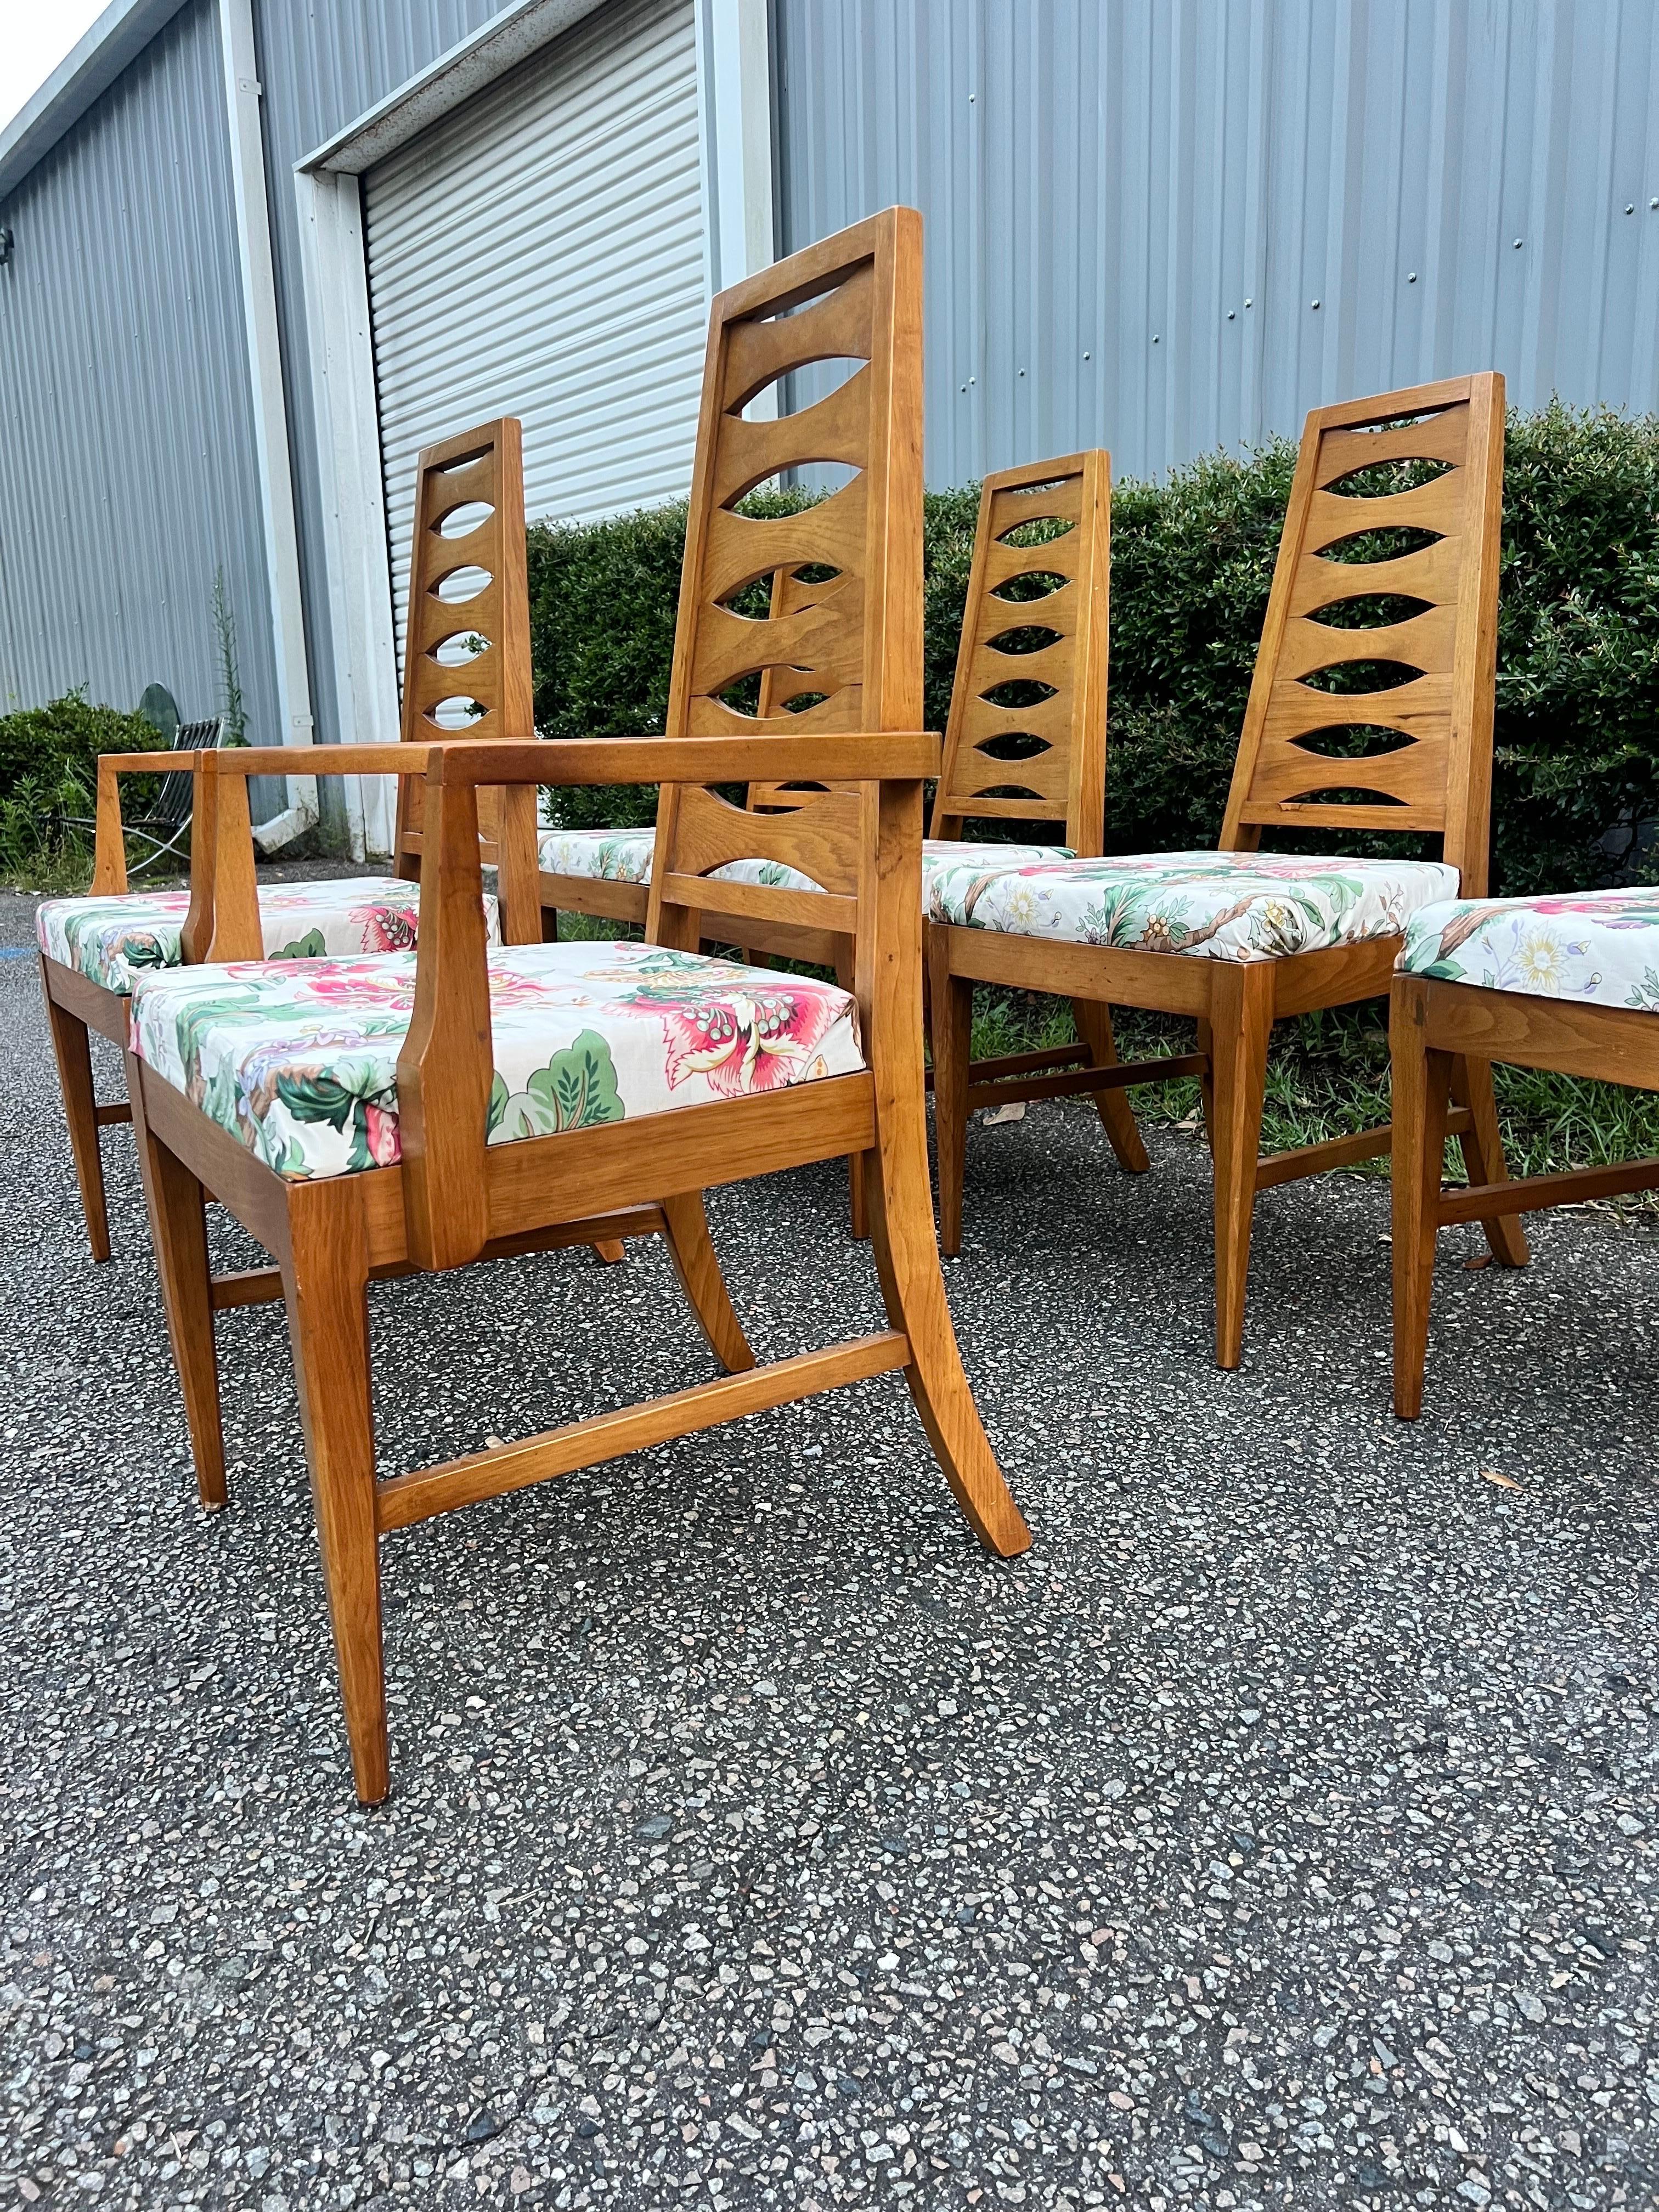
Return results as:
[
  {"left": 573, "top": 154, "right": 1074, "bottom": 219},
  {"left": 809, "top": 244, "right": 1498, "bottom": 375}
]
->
[{"left": 294, "top": 0, "right": 775, "bottom": 858}]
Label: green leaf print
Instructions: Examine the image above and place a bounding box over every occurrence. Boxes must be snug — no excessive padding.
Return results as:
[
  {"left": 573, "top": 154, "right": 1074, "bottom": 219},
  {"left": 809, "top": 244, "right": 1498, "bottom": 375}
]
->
[
  {"left": 273, "top": 927, "right": 328, "bottom": 960},
  {"left": 273, "top": 1064, "right": 397, "bottom": 1172},
  {"left": 489, "top": 1030, "right": 626, "bottom": 1142}
]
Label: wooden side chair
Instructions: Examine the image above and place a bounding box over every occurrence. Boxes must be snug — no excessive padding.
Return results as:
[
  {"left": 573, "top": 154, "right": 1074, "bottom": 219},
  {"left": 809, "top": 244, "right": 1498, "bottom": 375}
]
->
[
  {"left": 924, "top": 452, "right": 1148, "bottom": 1182},
  {"left": 928, "top": 373, "right": 1526, "bottom": 1366},
  {"left": 122, "top": 207, "right": 1030, "bottom": 1802},
  {"left": 33, "top": 420, "right": 534, "bottom": 1263},
  {"left": 1390, "top": 890, "right": 1659, "bottom": 1413}
]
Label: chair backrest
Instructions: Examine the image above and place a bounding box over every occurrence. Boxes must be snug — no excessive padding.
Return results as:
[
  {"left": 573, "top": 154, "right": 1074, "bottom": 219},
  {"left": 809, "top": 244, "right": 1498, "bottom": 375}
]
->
[
  {"left": 1218, "top": 373, "right": 1505, "bottom": 895},
  {"left": 930, "top": 453, "right": 1110, "bottom": 854},
  {"left": 393, "top": 418, "right": 539, "bottom": 930},
  {"left": 647, "top": 207, "right": 924, "bottom": 945},
  {"left": 153, "top": 717, "right": 224, "bottom": 830}
]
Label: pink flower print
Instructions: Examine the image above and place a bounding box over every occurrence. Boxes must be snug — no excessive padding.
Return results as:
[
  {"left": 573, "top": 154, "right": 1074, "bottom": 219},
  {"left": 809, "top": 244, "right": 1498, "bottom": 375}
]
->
[
  {"left": 645, "top": 981, "right": 844, "bottom": 1096},
  {"left": 356, "top": 902, "right": 420, "bottom": 953}
]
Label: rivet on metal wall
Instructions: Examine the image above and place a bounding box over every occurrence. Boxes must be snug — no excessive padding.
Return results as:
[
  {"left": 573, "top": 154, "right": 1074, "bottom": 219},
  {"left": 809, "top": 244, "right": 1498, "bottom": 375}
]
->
[
  {"left": 1244, "top": 297, "right": 1252, "bottom": 308},
  {"left": 1227, "top": 309, "right": 1235, "bottom": 319},
  {"left": 1626, "top": 205, "right": 1635, "bottom": 215},
  {"left": 1310, "top": 297, "right": 1321, "bottom": 309},
  {"left": 1152, "top": 334, "right": 1160, "bottom": 344},
  {"left": 1513, "top": 238, "right": 1524, "bottom": 249},
  {"left": 1407, "top": 272, "right": 1418, "bottom": 283},
  {"left": 1082, "top": 351, "right": 1091, "bottom": 361}
]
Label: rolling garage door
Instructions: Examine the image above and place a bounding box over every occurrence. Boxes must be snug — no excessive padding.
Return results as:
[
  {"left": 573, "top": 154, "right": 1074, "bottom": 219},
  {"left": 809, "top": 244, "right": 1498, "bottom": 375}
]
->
[{"left": 364, "top": 0, "right": 707, "bottom": 657}]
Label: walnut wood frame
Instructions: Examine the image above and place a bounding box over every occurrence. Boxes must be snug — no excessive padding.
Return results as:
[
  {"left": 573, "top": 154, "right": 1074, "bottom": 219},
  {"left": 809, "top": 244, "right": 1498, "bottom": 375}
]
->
[
  {"left": 1391, "top": 971, "right": 1659, "bottom": 1415},
  {"left": 929, "top": 374, "right": 1526, "bottom": 1367},
  {"left": 132, "top": 737, "right": 1030, "bottom": 1802},
  {"left": 40, "top": 751, "right": 220, "bottom": 1261}
]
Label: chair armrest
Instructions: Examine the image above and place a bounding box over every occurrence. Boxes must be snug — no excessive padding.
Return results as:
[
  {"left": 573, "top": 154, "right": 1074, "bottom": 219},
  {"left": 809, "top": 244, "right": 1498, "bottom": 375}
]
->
[
  {"left": 92, "top": 751, "right": 208, "bottom": 894},
  {"left": 200, "top": 743, "right": 438, "bottom": 780},
  {"left": 427, "top": 734, "right": 941, "bottom": 788}
]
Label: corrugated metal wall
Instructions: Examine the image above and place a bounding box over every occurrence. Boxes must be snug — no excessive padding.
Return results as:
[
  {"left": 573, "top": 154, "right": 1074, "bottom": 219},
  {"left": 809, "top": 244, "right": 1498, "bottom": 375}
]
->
[
  {"left": 775, "top": 0, "right": 1659, "bottom": 487},
  {"left": 251, "top": 0, "right": 512, "bottom": 761},
  {"left": 0, "top": 0, "right": 279, "bottom": 739}
]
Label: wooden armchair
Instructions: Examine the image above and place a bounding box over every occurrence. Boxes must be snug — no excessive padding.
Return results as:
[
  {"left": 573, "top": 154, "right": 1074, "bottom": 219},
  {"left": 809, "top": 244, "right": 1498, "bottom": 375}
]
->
[
  {"left": 928, "top": 375, "right": 1526, "bottom": 1365},
  {"left": 1391, "top": 895, "right": 1659, "bottom": 1415},
  {"left": 122, "top": 208, "right": 1029, "bottom": 1802},
  {"left": 34, "top": 417, "right": 531, "bottom": 1263}
]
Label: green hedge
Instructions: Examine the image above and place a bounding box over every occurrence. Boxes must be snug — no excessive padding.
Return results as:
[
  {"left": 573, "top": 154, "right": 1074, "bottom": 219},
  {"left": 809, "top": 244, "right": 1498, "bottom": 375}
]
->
[
  {"left": 535, "top": 401, "right": 1659, "bottom": 891},
  {"left": 0, "top": 689, "right": 157, "bottom": 807}
]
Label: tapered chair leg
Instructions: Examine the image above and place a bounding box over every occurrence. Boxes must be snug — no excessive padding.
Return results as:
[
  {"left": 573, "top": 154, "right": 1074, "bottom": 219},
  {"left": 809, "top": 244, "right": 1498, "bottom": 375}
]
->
[
  {"left": 927, "top": 934, "right": 973, "bottom": 1258},
  {"left": 1206, "top": 964, "right": 1275, "bottom": 1370},
  {"left": 865, "top": 1099, "right": 1031, "bottom": 1558},
  {"left": 835, "top": 950, "right": 868, "bottom": 1240},
  {"left": 1072, "top": 998, "right": 1152, "bottom": 1174},
  {"left": 128, "top": 1059, "right": 227, "bottom": 1509},
  {"left": 1391, "top": 979, "right": 1455, "bottom": 1419},
  {"left": 658, "top": 1192, "right": 756, "bottom": 1374},
  {"left": 44, "top": 982, "right": 113, "bottom": 1262},
  {"left": 592, "top": 1240, "right": 627, "bottom": 1265},
  {"left": 283, "top": 1181, "right": 388, "bottom": 1804},
  {"left": 874, "top": 836, "right": 1029, "bottom": 1556},
  {"left": 1452, "top": 1057, "right": 1530, "bottom": 1268}
]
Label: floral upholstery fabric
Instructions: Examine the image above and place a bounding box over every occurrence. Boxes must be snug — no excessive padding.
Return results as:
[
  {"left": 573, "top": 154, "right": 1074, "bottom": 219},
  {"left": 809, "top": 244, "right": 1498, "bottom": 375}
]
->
[
  {"left": 1398, "top": 888, "right": 1659, "bottom": 1012},
  {"left": 538, "top": 827, "right": 1067, "bottom": 902},
  {"left": 35, "top": 876, "right": 494, "bottom": 996},
  {"left": 923, "top": 849, "right": 1459, "bottom": 962},
  {"left": 130, "top": 940, "right": 865, "bottom": 1181}
]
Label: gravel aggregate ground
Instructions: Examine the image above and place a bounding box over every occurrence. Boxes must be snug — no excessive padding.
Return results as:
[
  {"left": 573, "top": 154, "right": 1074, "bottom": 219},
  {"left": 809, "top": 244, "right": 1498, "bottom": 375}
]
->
[{"left": 3, "top": 885, "right": 1657, "bottom": 2211}]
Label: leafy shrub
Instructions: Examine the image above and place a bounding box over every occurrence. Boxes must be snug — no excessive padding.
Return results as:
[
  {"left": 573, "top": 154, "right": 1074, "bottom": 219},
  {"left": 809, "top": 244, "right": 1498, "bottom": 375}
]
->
[
  {"left": 0, "top": 689, "right": 157, "bottom": 805},
  {"left": 0, "top": 690, "right": 159, "bottom": 886},
  {"left": 526, "top": 405, "right": 1659, "bottom": 891}
]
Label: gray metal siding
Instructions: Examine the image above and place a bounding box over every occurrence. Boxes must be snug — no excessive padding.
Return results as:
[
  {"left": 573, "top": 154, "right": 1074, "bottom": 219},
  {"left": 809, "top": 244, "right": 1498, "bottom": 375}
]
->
[
  {"left": 775, "top": 0, "right": 1659, "bottom": 488},
  {"left": 251, "top": 0, "right": 515, "bottom": 758},
  {"left": 0, "top": 0, "right": 280, "bottom": 742}
]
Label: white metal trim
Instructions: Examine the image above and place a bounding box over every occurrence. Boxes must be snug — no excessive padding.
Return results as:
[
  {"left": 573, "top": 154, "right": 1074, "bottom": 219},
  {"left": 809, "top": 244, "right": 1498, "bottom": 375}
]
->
[
  {"left": 297, "top": 0, "right": 609, "bottom": 177},
  {"left": 294, "top": 166, "right": 402, "bottom": 860},
  {"left": 696, "top": 0, "right": 775, "bottom": 297},
  {"left": 218, "top": 0, "right": 316, "bottom": 840}
]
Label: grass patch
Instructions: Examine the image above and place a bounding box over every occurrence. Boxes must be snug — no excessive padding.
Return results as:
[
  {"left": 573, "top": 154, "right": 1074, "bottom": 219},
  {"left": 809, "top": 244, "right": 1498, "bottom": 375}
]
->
[{"left": 965, "top": 984, "right": 1659, "bottom": 1190}]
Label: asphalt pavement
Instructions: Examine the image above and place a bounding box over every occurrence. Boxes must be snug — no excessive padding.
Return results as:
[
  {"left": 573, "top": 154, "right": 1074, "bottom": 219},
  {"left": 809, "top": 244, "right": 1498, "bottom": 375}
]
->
[{"left": 2, "top": 887, "right": 1656, "bottom": 2211}]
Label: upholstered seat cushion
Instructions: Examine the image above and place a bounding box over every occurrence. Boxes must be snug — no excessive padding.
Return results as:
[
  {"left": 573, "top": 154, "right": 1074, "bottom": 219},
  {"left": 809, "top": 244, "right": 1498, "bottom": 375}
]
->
[
  {"left": 1398, "top": 887, "right": 1659, "bottom": 1013},
  {"left": 923, "top": 848, "right": 1459, "bottom": 961},
  {"left": 538, "top": 827, "right": 1067, "bottom": 901},
  {"left": 130, "top": 940, "right": 865, "bottom": 1180},
  {"left": 35, "top": 876, "right": 490, "bottom": 996}
]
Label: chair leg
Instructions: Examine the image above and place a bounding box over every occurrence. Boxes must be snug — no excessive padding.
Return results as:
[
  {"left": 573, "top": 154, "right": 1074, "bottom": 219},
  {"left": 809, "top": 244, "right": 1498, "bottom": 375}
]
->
[
  {"left": 865, "top": 1089, "right": 1031, "bottom": 1560},
  {"left": 1206, "top": 964, "right": 1275, "bottom": 1370},
  {"left": 834, "top": 949, "right": 868, "bottom": 1240},
  {"left": 128, "top": 1059, "right": 227, "bottom": 1510},
  {"left": 44, "top": 985, "right": 112, "bottom": 1262},
  {"left": 1071, "top": 998, "right": 1152, "bottom": 1173},
  {"left": 658, "top": 1192, "right": 756, "bottom": 1374},
  {"left": 592, "top": 1239, "right": 627, "bottom": 1265},
  {"left": 1451, "top": 1057, "right": 1530, "bottom": 1268},
  {"left": 1391, "top": 981, "right": 1455, "bottom": 1420},
  {"left": 283, "top": 1181, "right": 388, "bottom": 1805},
  {"left": 927, "top": 933, "right": 972, "bottom": 1258}
]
